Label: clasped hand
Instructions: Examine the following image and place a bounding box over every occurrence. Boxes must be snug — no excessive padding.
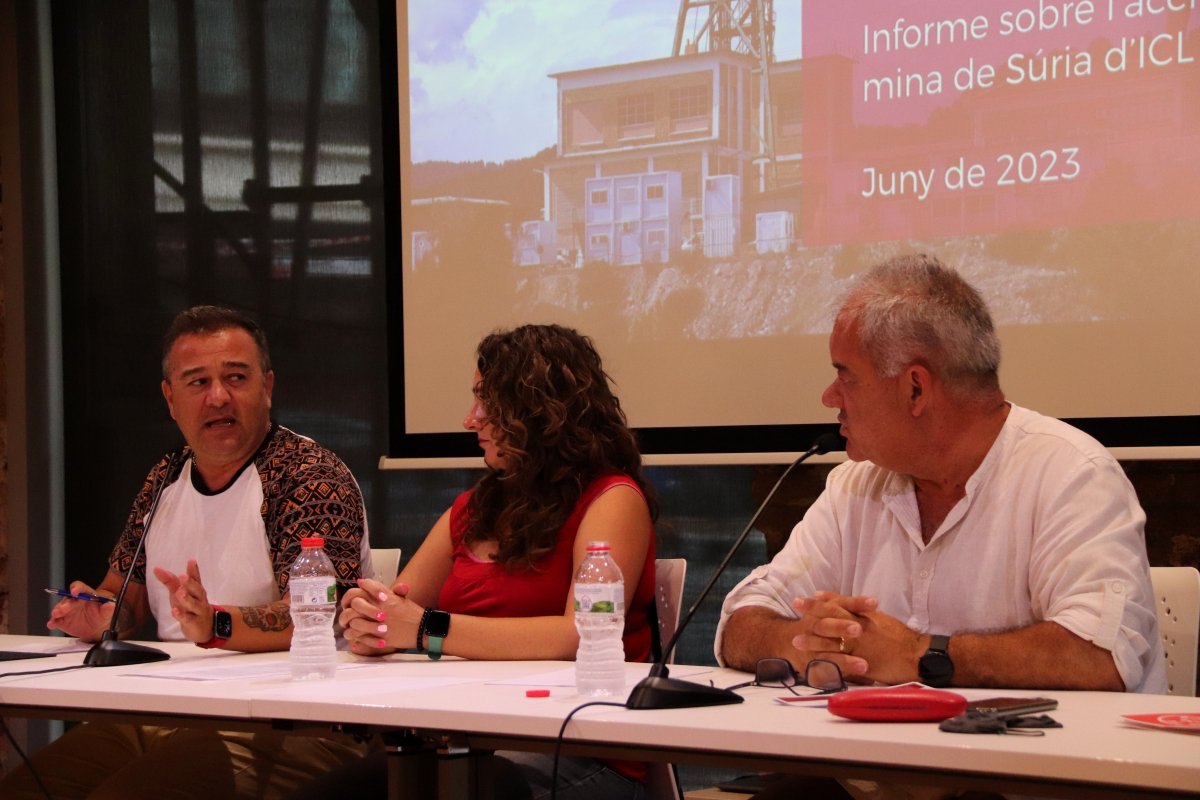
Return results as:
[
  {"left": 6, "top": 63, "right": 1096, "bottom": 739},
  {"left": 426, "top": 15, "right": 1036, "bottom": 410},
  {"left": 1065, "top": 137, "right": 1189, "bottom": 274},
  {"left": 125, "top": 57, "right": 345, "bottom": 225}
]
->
[
  {"left": 340, "top": 578, "right": 423, "bottom": 656},
  {"left": 791, "top": 590, "right": 926, "bottom": 685}
]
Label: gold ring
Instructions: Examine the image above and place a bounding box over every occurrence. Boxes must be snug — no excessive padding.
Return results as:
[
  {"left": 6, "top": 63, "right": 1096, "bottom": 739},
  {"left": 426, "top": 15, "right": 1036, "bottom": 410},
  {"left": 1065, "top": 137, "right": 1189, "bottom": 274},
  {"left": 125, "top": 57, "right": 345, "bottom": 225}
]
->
[{"left": 838, "top": 637, "right": 847, "bottom": 653}]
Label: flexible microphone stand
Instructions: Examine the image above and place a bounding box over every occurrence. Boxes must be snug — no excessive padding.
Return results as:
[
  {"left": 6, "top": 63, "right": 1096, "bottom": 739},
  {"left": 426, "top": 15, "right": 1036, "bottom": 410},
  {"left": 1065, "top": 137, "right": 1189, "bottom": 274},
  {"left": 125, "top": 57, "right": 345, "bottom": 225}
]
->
[
  {"left": 84, "top": 451, "right": 181, "bottom": 667},
  {"left": 625, "top": 432, "right": 845, "bottom": 710}
]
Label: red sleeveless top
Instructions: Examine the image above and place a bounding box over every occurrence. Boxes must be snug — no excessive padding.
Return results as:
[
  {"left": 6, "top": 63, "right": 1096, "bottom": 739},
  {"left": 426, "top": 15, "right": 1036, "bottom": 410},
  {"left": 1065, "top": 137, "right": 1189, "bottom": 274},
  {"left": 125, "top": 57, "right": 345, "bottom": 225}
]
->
[{"left": 438, "top": 474, "right": 656, "bottom": 662}]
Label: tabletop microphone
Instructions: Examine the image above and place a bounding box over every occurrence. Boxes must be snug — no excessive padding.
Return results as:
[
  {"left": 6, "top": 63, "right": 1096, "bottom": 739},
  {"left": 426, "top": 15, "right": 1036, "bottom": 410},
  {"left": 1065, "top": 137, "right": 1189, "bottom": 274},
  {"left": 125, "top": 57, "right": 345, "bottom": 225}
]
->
[
  {"left": 626, "top": 431, "right": 846, "bottom": 710},
  {"left": 84, "top": 450, "right": 181, "bottom": 667}
]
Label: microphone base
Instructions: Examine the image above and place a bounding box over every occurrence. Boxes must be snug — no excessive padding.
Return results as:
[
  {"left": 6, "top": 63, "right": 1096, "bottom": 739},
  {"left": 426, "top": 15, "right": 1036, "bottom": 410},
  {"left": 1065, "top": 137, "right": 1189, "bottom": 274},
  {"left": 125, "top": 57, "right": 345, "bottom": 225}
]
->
[
  {"left": 625, "top": 675, "right": 745, "bottom": 710},
  {"left": 83, "top": 639, "right": 171, "bottom": 668}
]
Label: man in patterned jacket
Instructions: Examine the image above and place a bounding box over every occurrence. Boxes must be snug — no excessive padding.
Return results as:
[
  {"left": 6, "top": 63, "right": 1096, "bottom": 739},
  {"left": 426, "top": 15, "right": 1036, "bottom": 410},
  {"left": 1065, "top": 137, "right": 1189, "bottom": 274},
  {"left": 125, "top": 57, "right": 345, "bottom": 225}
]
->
[{"left": 4, "top": 305, "right": 371, "bottom": 798}]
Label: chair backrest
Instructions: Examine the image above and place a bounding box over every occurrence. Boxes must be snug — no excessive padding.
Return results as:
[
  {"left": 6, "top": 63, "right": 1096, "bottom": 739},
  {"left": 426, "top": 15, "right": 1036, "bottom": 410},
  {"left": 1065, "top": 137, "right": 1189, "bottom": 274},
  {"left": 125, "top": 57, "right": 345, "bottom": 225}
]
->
[
  {"left": 370, "top": 548, "right": 403, "bottom": 584},
  {"left": 655, "top": 558, "right": 687, "bottom": 665},
  {"left": 1149, "top": 566, "right": 1200, "bottom": 696}
]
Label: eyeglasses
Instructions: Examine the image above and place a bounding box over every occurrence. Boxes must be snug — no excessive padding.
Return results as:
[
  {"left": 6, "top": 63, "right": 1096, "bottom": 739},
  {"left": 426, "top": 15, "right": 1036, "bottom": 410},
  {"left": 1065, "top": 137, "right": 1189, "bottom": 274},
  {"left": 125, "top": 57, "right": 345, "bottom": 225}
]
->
[{"left": 727, "top": 658, "right": 846, "bottom": 696}]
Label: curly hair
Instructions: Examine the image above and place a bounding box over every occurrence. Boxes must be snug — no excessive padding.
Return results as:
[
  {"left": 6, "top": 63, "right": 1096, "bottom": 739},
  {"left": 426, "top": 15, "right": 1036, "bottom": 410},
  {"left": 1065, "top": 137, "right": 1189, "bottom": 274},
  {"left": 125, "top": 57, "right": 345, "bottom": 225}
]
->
[{"left": 464, "top": 324, "right": 656, "bottom": 570}]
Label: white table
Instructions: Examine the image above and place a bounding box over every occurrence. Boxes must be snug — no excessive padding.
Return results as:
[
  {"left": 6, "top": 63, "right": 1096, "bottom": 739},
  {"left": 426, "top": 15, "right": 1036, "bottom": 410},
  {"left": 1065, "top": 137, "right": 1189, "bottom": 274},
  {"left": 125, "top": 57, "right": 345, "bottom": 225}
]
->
[{"left": 1, "top": 636, "right": 1197, "bottom": 799}]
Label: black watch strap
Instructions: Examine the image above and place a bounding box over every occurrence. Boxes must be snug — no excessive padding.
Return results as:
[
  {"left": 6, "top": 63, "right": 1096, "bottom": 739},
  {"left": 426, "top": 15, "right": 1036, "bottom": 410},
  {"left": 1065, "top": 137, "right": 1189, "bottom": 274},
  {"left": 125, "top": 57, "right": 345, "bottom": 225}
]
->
[
  {"left": 415, "top": 607, "right": 433, "bottom": 653},
  {"left": 919, "top": 634, "right": 954, "bottom": 687}
]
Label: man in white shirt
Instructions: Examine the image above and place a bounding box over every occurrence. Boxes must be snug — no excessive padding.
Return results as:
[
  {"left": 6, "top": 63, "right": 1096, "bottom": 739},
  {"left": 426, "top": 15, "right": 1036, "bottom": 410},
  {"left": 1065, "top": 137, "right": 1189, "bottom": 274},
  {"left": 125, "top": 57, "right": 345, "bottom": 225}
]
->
[{"left": 715, "top": 254, "right": 1165, "bottom": 798}]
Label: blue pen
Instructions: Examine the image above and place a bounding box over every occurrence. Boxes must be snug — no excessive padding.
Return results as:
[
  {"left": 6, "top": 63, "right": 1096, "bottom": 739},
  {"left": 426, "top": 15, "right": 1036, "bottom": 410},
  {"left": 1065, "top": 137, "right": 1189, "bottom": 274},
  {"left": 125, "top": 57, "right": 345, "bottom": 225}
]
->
[{"left": 44, "top": 588, "right": 116, "bottom": 604}]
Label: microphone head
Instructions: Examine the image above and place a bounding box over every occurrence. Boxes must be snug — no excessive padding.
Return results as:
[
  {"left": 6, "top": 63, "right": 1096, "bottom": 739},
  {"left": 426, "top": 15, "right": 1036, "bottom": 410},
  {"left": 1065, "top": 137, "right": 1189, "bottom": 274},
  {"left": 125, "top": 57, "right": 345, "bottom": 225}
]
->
[{"left": 812, "top": 431, "right": 847, "bottom": 455}]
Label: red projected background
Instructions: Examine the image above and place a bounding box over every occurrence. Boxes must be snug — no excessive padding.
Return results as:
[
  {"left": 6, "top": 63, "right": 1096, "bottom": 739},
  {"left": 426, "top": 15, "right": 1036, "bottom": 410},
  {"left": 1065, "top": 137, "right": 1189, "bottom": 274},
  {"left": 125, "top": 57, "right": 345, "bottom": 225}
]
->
[{"left": 801, "top": 0, "right": 1199, "bottom": 244}]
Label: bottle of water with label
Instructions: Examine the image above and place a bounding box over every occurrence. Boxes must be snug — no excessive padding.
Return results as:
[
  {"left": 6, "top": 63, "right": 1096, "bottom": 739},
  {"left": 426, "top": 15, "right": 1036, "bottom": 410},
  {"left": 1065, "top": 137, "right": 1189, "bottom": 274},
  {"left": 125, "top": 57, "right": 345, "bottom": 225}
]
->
[
  {"left": 573, "top": 541, "right": 626, "bottom": 697},
  {"left": 289, "top": 536, "right": 338, "bottom": 680}
]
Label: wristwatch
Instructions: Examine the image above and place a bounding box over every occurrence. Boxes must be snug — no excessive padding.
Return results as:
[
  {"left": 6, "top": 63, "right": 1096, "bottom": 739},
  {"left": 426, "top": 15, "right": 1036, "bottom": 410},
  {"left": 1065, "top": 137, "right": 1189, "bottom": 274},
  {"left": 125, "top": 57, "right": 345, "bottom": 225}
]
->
[
  {"left": 424, "top": 610, "right": 451, "bottom": 661},
  {"left": 197, "top": 605, "right": 233, "bottom": 649},
  {"left": 918, "top": 634, "right": 954, "bottom": 687}
]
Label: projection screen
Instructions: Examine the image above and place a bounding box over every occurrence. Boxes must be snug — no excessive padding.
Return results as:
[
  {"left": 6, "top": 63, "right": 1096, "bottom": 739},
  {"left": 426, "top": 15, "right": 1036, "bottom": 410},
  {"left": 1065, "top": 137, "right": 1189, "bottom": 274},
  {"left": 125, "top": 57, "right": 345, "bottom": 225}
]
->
[{"left": 385, "top": 0, "right": 1200, "bottom": 464}]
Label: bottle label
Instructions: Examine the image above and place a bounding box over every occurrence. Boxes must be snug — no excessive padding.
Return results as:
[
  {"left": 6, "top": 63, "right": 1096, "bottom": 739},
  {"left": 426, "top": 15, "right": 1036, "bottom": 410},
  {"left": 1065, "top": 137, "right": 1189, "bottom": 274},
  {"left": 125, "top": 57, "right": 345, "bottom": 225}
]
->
[
  {"left": 290, "top": 576, "right": 336, "bottom": 606},
  {"left": 574, "top": 583, "right": 624, "bottom": 615}
]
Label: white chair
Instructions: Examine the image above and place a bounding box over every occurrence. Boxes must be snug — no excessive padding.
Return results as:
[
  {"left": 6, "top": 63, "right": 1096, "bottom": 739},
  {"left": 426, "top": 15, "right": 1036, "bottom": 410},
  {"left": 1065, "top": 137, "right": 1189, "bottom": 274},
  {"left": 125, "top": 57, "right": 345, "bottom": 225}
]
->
[
  {"left": 655, "top": 558, "right": 687, "bottom": 664},
  {"left": 646, "top": 558, "right": 688, "bottom": 800},
  {"left": 1149, "top": 566, "right": 1200, "bottom": 696},
  {"left": 369, "top": 547, "right": 403, "bottom": 584}
]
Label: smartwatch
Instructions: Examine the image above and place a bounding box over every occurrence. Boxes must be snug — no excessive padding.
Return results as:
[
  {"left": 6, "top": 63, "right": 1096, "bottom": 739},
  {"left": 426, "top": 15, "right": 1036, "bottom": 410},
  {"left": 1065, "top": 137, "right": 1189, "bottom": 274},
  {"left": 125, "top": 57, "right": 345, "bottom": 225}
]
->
[
  {"left": 197, "top": 605, "right": 233, "bottom": 649},
  {"left": 424, "top": 610, "right": 451, "bottom": 661},
  {"left": 918, "top": 634, "right": 954, "bottom": 687}
]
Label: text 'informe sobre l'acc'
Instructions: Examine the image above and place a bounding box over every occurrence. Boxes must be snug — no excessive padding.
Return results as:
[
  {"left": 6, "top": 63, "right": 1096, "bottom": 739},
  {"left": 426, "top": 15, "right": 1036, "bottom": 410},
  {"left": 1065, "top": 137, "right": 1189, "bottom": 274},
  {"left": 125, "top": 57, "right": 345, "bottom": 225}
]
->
[{"left": 857, "top": 0, "right": 1194, "bottom": 202}]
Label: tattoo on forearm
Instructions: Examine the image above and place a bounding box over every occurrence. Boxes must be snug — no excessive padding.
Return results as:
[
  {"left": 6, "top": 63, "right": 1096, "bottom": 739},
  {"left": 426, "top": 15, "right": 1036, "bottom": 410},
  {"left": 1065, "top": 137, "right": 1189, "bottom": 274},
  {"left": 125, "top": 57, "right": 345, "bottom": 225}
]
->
[
  {"left": 116, "top": 603, "right": 137, "bottom": 635},
  {"left": 240, "top": 602, "right": 292, "bottom": 632}
]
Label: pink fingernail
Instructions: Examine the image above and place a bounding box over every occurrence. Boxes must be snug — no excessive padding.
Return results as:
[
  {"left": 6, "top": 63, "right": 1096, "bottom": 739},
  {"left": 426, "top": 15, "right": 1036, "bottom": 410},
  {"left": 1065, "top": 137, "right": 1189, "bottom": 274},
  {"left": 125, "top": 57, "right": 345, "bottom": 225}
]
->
[
  {"left": 375, "top": 611, "right": 386, "bottom": 621},
  {"left": 377, "top": 624, "right": 388, "bottom": 633},
  {"left": 377, "top": 592, "right": 388, "bottom": 602},
  {"left": 377, "top": 639, "right": 387, "bottom": 648}
]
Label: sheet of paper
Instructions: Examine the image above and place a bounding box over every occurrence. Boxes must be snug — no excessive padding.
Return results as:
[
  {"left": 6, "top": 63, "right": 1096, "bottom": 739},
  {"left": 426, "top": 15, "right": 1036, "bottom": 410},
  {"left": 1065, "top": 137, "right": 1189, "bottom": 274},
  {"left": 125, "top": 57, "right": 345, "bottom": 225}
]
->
[
  {"left": 774, "top": 691, "right": 834, "bottom": 708},
  {"left": 3, "top": 640, "right": 92, "bottom": 654},
  {"left": 773, "top": 681, "right": 934, "bottom": 709},
  {"left": 124, "top": 660, "right": 374, "bottom": 681},
  {"left": 251, "top": 673, "right": 482, "bottom": 700},
  {"left": 490, "top": 663, "right": 712, "bottom": 688}
]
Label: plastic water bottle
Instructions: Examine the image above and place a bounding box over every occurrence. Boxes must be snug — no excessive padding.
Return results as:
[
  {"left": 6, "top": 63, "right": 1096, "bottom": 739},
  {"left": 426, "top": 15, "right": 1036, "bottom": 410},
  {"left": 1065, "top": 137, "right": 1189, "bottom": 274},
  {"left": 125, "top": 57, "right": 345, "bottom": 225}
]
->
[
  {"left": 289, "top": 536, "right": 338, "bottom": 680},
  {"left": 574, "top": 541, "right": 626, "bottom": 697}
]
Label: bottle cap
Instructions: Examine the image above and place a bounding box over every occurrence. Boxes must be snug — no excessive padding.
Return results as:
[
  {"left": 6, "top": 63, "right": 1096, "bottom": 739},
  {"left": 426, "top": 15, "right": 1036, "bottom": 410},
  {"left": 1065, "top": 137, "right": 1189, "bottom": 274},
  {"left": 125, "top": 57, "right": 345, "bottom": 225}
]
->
[
  {"left": 585, "top": 541, "right": 611, "bottom": 552},
  {"left": 300, "top": 537, "right": 325, "bottom": 548}
]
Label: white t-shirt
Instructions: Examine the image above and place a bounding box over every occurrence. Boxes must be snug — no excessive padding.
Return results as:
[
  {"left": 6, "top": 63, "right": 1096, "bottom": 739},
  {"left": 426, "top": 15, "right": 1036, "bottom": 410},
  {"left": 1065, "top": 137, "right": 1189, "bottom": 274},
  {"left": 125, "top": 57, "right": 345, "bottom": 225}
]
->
[
  {"left": 716, "top": 404, "right": 1167, "bottom": 694},
  {"left": 146, "top": 459, "right": 278, "bottom": 641},
  {"left": 111, "top": 425, "right": 371, "bottom": 642}
]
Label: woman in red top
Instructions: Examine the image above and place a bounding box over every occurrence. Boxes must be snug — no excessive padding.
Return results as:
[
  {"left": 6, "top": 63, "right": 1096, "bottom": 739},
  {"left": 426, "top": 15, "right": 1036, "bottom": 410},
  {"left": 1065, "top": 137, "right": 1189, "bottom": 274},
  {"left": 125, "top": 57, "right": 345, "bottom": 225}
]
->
[{"left": 333, "top": 324, "right": 657, "bottom": 800}]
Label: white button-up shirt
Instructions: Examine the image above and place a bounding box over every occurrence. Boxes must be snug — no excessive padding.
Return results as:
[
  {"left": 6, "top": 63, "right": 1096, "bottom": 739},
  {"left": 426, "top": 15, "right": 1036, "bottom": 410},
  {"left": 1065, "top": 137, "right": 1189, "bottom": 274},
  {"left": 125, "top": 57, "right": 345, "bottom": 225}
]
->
[{"left": 716, "top": 404, "right": 1167, "bottom": 694}]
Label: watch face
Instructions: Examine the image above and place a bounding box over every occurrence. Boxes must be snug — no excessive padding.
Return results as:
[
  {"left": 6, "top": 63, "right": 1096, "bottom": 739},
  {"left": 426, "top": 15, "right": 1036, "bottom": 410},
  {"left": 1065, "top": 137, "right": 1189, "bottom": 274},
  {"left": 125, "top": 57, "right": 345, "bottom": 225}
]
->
[
  {"left": 426, "top": 610, "right": 451, "bottom": 638},
  {"left": 213, "top": 610, "right": 234, "bottom": 640},
  {"left": 919, "top": 652, "right": 954, "bottom": 687}
]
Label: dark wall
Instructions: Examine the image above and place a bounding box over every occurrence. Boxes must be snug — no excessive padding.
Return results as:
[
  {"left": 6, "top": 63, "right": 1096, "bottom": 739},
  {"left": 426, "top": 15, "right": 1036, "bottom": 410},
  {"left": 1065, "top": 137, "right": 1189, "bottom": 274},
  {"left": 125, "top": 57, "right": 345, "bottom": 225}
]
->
[{"left": 52, "top": 0, "right": 391, "bottom": 591}]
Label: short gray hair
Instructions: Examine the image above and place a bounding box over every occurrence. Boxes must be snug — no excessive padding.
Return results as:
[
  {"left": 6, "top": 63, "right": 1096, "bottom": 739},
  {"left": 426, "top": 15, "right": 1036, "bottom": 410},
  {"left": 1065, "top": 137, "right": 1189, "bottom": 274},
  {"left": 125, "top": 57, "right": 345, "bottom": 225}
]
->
[{"left": 839, "top": 254, "right": 1001, "bottom": 396}]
